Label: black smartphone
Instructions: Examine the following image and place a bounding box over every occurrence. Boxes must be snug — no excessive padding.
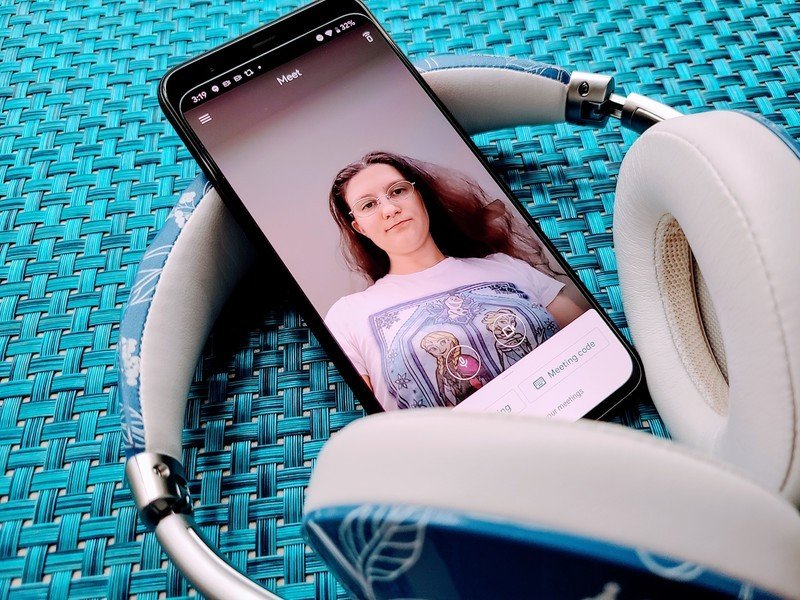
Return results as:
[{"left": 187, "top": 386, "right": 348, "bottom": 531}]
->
[{"left": 159, "top": 0, "right": 644, "bottom": 419}]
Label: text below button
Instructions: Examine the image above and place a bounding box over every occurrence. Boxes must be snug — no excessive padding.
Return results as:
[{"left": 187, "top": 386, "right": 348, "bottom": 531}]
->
[{"left": 489, "top": 390, "right": 525, "bottom": 414}]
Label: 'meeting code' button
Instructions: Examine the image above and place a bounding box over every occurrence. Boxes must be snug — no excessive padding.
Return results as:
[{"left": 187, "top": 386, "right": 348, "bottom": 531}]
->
[
  {"left": 545, "top": 331, "right": 608, "bottom": 380},
  {"left": 518, "top": 329, "right": 610, "bottom": 403}
]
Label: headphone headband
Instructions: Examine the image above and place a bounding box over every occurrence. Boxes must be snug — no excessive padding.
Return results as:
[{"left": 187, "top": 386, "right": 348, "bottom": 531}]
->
[{"left": 120, "top": 56, "right": 679, "bottom": 599}]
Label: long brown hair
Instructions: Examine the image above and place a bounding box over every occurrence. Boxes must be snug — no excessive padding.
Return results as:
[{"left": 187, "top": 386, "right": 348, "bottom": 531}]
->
[{"left": 329, "top": 151, "right": 561, "bottom": 282}]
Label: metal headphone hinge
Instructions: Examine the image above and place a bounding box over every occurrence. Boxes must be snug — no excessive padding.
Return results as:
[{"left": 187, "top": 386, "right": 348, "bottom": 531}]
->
[
  {"left": 126, "top": 453, "right": 192, "bottom": 529},
  {"left": 566, "top": 72, "right": 615, "bottom": 127},
  {"left": 567, "top": 72, "right": 680, "bottom": 132}
]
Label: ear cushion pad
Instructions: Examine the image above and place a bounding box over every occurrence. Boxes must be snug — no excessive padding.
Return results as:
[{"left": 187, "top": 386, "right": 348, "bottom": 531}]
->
[
  {"left": 304, "top": 410, "right": 800, "bottom": 598},
  {"left": 613, "top": 111, "right": 800, "bottom": 503},
  {"left": 120, "top": 183, "right": 253, "bottom": 460}
]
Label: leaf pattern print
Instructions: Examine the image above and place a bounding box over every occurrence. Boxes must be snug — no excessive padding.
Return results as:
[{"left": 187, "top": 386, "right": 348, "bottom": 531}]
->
[
  {"left": 635, "top": 549, "right": 704, "bottom": 581},
  {"left": 119, "top": 336, "right": 140, "bottom": 387},
  {"left": 306, "top": 505, "right": 432, "bottom": 600},
  {"left": 168, "top": 190, "right": 197, "bottom": 229},
  {"left": 127, "top": 243, "right": 173, "bottom": 307}
]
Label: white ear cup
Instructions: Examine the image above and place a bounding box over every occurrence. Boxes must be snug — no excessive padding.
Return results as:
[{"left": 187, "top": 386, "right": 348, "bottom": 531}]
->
[
  {"left": 614, "top": 111, "right": 800, "bottom": 503},
  {"left": 305, "top": 410, "right": 800, "bottom": 598}
]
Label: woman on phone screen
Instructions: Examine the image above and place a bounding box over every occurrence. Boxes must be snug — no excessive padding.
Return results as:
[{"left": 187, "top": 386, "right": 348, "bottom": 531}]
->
[{"left": 324, "top": 151, "right": 586, "bottom": 410}]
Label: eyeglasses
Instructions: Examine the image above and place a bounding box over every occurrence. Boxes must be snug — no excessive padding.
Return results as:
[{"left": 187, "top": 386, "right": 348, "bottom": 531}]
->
[{"left": 348, "top": 181, "right": 416, "bottom": 218}]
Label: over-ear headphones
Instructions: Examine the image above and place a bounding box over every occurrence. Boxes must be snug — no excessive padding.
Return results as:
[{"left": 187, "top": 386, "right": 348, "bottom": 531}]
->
[{"left": 119, "top": 56, "right": 800, "bottom": 598}]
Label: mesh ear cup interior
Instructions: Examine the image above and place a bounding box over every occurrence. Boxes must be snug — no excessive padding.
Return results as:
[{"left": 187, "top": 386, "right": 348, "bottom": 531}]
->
[
  {"left": 613, "top": 110, "right": 800, "bottom": 504},
  {"left": 653, "top": 216, "right": 728, "bottom": 415},
  {"left": 692, "top": 255, "right": 729, "bottom": 383}
]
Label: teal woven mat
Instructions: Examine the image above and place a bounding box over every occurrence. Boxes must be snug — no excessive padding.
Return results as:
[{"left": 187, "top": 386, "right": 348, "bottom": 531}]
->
[{"left": 1, "top": 0, "right": 798, "bottom": 598}]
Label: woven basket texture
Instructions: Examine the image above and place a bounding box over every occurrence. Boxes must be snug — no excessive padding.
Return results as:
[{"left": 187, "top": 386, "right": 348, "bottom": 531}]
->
[{"left": 1, "top": 0, "right": 798, "bottom": 598}]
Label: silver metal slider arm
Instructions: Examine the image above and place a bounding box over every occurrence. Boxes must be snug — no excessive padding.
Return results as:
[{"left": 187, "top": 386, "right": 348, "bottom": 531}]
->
[{"left": 126, "top": 453, "right": 283, "bottom": 599}]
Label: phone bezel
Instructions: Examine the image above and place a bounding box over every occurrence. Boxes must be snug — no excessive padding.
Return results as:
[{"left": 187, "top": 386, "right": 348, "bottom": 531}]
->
[{"left": 158, "top": 0, "right": 646, "bottom": 419}]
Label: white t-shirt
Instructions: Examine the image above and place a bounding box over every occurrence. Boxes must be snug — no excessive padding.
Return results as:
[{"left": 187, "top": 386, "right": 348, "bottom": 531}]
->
[{"left": 324, "top": 253, "right": 565, "bottom": 410}]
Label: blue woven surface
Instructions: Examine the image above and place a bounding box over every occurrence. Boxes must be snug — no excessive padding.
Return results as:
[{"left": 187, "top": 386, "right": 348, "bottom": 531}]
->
[{"left": 1, "top": 0, "right": 798, "bottom": 598}]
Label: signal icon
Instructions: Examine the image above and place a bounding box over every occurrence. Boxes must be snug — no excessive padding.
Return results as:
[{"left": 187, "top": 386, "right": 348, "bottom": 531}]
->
[{"left": 325, "top": 29, "right": 333, "bottom": 37}]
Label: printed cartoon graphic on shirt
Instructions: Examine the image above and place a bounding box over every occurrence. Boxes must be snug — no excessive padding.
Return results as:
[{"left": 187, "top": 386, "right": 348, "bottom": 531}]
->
[
  {"left": 482, "top": 308, "right": 533, "bottom": 369},
  {"left": 369, "top": 281, "right": 559, "bottom": 408},
  {"left": 420, "top": 331, "right": 490, "bottom": 406}
]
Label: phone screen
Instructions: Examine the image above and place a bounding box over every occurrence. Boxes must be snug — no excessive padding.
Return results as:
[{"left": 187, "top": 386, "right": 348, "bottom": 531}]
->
[{"left": 177, "top": 8, "right": 639, "bottom": 419}]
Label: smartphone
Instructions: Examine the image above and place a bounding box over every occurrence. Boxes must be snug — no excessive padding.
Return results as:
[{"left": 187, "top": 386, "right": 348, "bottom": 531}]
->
[{"left": 159, "top": 0, "right": 644, "bottom": 420}]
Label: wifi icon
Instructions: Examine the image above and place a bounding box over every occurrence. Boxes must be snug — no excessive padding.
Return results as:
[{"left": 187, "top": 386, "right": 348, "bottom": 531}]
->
[{"left": 325, "top": 29, "right": 333, "bottom": 37}]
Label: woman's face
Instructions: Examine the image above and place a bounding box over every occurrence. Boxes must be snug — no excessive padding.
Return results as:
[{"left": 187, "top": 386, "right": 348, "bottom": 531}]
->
[{"left": 344, "top": 163, "right": 431, "bottom": 257}]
